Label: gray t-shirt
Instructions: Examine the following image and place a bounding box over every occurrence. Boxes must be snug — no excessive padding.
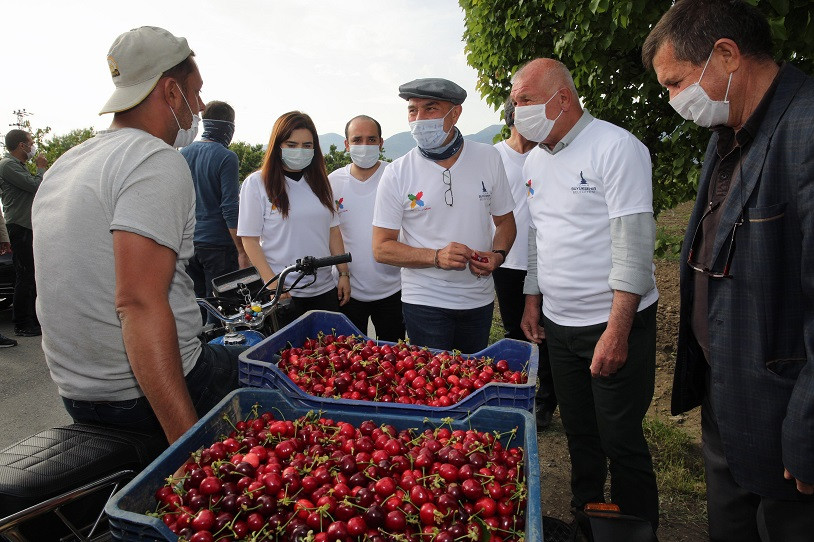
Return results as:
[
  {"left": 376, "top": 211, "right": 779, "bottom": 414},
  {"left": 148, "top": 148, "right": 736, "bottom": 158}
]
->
[{"left": 32, "top": 128, "right": 202, "bottom": 401}]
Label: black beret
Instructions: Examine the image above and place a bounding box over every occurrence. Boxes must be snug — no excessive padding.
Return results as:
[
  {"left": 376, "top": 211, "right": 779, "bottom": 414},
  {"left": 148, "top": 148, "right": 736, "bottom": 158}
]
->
[{"left": 398, "top": 78, "right": 467, "bottom": 105}]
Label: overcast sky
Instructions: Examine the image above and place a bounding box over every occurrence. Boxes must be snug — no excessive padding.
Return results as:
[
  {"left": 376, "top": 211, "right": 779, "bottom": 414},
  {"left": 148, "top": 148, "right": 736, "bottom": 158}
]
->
[{"left": 1, "top": 0, "right": 505, "bottom": 145}]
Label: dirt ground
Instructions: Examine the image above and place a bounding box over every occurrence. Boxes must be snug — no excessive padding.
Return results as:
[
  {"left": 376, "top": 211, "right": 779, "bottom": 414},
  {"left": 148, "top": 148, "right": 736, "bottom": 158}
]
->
[{"left": 534, "top": 202, "right": 707, "bottom": 541}]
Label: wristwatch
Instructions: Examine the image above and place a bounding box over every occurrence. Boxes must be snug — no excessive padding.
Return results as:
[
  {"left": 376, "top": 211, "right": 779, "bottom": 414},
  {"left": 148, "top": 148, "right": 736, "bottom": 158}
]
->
[{"left": 492, "top": 249, "right": 507, "bottom": 262}]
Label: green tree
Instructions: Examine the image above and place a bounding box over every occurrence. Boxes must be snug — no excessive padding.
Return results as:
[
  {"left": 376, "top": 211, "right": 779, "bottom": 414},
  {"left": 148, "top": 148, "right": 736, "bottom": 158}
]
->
[
  {"left": 229, "top": 141, "right": 265, "bottom": 182},
  {"left": 324, "top": 144, "right": 351, "bottom": 174},
  {"left": 459, "top": 0, "right": 813, "bottom": 215},
  {"left": 40, "top": 128, "right": 95, "bottom": 167}
]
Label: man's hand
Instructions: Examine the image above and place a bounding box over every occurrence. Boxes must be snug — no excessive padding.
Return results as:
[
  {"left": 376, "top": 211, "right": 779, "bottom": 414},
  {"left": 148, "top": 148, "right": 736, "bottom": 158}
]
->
[
  {"left": 337, "top": 276, "right": 351, "bottom": 306},
  {"left": 468, "top": 250, "right": 502, "bottom": 277},
  {"left": 591, "top": 328, "right": 628, "bottom": 377},
  {"left": 238, "top": 251, "right": 251, "bottom": 270},
  {"left": 436, "top": 242, "right": 471, "bottom": 270},
  {"left": 0, "top": 242, "right": 10, "bottom": 255},
  {"left": 35, "top": 154, "right": 48, "bottom": 169},
  {"left": 521, "top": 294, "right": 546, "bottom": 344},
  {"left": 785, "top": 469, "right": 814, "bottom": 495},
  {"left": 590, "top": 290, "right": 640, "bottom": 378}
]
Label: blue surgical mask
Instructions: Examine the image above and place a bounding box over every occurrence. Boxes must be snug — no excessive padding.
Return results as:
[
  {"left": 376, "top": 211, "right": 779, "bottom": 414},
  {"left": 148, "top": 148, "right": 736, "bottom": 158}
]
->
[
  {"left": 409, "top": 108, "right": 454, "bottom": 149},
  {"left": 281, "top": 148, "right": 314, "bottom": 171},
  {"left": 169, "top": 83, "right": 200, "bottom": 148}
]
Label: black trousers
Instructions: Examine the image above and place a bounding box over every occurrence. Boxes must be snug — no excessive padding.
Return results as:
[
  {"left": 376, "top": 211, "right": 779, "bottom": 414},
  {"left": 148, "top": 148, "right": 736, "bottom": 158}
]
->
[
  {"left": 493, "top": 266, "right": 557, "bottom": 413},
  {"left": 7, "top": 224, "right": 38, "bottom": 329},
  {"left": 702, "top": 372, "right": 814, "bottom": 542},
  {"left": 543, "top": 302, "right": 659, "bottom": 529},
  {"left": 274, "top": 288, "right": 341, "bottom": 330},
  {"left": 340, "top": 291, "right": 405, "bottom": 342}
]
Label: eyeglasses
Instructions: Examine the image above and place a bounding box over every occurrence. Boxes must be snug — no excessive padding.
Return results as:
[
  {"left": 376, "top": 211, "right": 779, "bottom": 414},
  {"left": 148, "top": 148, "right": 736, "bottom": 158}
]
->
[
  {"left": 686, "top": 201, "right": 743, "bottom": 279},
  {"left": 443, "top": 169, "right": 453, "bottom": 207}
]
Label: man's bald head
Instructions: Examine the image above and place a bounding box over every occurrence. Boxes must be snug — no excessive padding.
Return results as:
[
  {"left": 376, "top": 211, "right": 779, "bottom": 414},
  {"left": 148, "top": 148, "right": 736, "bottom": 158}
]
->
[{"left": 513, "top": 59, "right": 578, "bottom": 98}]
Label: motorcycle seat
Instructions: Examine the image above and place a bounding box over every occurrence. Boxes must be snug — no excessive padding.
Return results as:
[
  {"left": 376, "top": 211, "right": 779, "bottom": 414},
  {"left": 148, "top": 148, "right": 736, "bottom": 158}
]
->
[{"left": 0, "top": 423, "right": 164, "bottom": 518}]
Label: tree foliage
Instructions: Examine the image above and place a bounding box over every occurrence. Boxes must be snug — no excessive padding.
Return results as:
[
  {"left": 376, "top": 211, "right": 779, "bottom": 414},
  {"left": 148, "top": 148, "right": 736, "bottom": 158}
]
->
[
  {"left": 324, "top": 144, "right": 352, "bottom": 174},
  {"left": 229, "top": 141, "right": 265, "bottom": 182},
  {"left": 40, "top": 128, "right": 95, "bottom": 168},
  {"left": 459, "top": 0, "right": 814, "bottom": 214}
]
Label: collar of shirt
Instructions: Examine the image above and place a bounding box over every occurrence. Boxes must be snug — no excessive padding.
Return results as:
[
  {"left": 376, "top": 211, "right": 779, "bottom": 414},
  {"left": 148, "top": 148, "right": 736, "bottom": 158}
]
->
[
  {"left": 714, "top": 62, "right": 784, "bottom": 157},
  {"left": 539, "top": 110, "right": 594, "bottom": 155}
]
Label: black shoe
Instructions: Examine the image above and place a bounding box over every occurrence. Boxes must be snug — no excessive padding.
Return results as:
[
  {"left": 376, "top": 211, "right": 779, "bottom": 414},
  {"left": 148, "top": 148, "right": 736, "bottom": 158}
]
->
[
  {"left": 536, "top": 409, "right": 554, "bottom": 431},
  {"left": 14, "top": 326, "right": 41, "bottom": 337},
  {"left": 0, "top": 334, "right": 17, "bottom": 347}
]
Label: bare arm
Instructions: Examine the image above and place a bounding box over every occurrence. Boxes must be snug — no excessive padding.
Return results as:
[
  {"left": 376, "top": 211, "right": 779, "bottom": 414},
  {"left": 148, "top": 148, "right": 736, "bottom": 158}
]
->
[
  {"left": 329, "top": 225, "right": 350, "bottom": 305},
  {"left": 372, "top": 226, "right": 471, "bottom": 270},
  {"left": 590, "top": 290, "right": 641, "bottom": 377},
  {"left": 228, "top": 228, "right": 250, "bottom": 269},
  {"left": 113, "top": 231, "right": 197, "bottom": 443}
]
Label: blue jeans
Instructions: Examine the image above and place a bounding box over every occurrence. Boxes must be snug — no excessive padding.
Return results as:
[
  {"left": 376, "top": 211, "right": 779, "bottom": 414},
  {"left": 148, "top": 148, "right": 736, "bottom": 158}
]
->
[
  {"left": 62, "top": 343, "right": 243, "bottom": 442},
  {"left": 402, "top": 302, "right": 493, "bottom": 354}
]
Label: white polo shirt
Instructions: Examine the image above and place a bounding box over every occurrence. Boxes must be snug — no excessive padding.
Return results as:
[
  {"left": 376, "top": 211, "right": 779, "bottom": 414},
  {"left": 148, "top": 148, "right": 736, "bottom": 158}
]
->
[
  {"left": 373, "top": 141, "right": 514, "bottom": 309},
  {"left": 494, "top": 140, "right": 532, "bottom": 271},
  {"left": 237, "top": 171, "right": 339, "bottom": 297},
  {"left": 524, "top": 118, "right": 659, "bottom": 326},
  {"left": 329, "top": 162, "right": 401, "bottom": 302}
]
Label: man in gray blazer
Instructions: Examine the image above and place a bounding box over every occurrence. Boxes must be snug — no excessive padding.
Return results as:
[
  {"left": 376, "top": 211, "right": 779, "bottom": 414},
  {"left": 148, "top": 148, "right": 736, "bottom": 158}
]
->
[{"left": 644, "top": 1, "right": 814, "bottom": 540}]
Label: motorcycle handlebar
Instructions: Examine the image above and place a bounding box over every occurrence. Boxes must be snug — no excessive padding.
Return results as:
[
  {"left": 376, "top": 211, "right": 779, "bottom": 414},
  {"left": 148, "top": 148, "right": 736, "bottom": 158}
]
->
[{"left": 298, "top": 253, "right": 352, "bottom": 271}]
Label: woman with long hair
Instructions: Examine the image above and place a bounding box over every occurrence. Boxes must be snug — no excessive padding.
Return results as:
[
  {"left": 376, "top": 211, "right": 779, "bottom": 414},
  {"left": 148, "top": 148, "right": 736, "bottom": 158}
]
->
[{"left": 237, "top": 111, "right": 350, "bottom": 324}]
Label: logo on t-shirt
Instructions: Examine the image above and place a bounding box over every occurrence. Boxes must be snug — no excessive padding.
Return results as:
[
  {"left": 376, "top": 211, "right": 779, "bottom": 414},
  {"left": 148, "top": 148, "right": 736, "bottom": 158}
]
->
[
  {"left": 335, "top": 197, "right": 344, "bottom": 210},
  {"left": 407, "top": 192, "right": 425, "bottom": 209},
  {"left": 478, "top": 180, "right": 491, "bottom": 202},
  {"left": 526, "top": 179, "right": 534, "bottom": 197},
  {"left": 571, "top": 171, "right": 597, "bottom": 195}
]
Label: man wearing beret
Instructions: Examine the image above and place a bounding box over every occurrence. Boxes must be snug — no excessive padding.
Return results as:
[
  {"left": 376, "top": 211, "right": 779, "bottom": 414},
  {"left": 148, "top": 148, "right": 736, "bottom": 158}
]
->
[
  {"left": 372, "top": 78, "right": 516, "bottom": 354},
  {"left": 32, "top": 26, "right": 242, "bottom": 448}
]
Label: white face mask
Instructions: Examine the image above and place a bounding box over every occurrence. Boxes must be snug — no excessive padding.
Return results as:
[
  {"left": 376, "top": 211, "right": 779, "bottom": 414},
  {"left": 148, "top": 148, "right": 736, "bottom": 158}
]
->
[
  {"left": 513, "top": 90, "right": 562, "bottom": 142},
  {"left": 169, "top": 83, "right": 200, "bottom": 148},
  {"left": 409, "top": 107, "right": 454, "bottom": 149},
  {"left": 281, "top": 147, "right": 314, "bottom": 171},
  {"left": 25, "top": 144, "right": 37, "bottom": 160},
  {"left": 669, "top": 50, "right": 733, "bottom": 128},
  {"left": 349, "top": 145, "right": 381, "bottom": 169}
]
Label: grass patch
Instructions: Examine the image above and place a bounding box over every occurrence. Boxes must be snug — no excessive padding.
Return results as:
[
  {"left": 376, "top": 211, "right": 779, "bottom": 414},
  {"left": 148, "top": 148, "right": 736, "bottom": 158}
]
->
[
  {"left": 643, "top": 417, "right": 707, "bottom": 523},
  {"left": 488, "top": 303, "right": 505, "bottom": 345}
]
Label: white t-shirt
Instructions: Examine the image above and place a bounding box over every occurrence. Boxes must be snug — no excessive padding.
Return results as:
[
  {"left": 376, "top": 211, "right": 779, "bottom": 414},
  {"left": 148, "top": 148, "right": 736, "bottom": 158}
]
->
[
  {"left": 494, "top": 140, "right": 532, "bottom": 271},
  {"left": 373, "top": 141, "right": 514, "bottom": 309},
  {"left": 329, "top": 162, "right": 401, "bottom": 302},
  {"left": 32, "top": 128, "right": 202, "bottom": 401},
  {"left": 524, "top": 118, "right": 659, "bottom": 326},
  {"left": 237, "top": 171, "right": 339, "bottom": 297}
]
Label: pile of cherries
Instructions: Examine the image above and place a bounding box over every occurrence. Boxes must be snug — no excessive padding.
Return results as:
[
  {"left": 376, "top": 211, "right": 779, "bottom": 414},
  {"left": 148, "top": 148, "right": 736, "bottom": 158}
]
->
[
  {"left": 152, "top": 408, "right": 528, "bottom": 541},
  {"left": 277, "top": 334, "right": 528, "bottom": 408}
]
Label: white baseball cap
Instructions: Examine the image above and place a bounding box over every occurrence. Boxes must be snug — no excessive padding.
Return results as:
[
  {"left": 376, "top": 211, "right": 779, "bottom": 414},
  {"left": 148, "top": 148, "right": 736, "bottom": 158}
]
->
[{"left": 99, "top": 26, "right": 192, "bottom": 115}]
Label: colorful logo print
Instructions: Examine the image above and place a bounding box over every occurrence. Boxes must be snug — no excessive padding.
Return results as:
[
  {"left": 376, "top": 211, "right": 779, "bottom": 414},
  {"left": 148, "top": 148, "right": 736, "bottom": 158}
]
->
[
  {"left": 526, "top": 180, "right": 534, "bottom": 196},
  {"left": 408, "top": 191, "right": 425, "bottom": 208},
  {"left": 335, "top": 197, "right": 344, "bottom": 210}
]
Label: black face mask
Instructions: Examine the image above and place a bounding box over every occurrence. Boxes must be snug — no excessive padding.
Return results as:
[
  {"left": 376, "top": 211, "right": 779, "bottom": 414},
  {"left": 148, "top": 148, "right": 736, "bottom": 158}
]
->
[{"left": 202, "top": 119, "right": 235, "bottom": 147}]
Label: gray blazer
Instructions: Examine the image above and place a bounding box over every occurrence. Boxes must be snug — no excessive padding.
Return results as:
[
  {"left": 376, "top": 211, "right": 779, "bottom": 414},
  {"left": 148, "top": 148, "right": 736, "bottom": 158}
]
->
[{"left": 673, "top": 63, "right": 814, "bottom": 499}]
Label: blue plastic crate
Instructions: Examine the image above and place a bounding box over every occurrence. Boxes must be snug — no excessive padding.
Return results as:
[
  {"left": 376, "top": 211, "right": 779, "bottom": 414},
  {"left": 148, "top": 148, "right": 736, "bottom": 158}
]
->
[
  {"left": 238, "top": 311, "right": 539, "bottom": 418},
  {"left": 106, "top": 388, "right": 542, "bottom": 541}
]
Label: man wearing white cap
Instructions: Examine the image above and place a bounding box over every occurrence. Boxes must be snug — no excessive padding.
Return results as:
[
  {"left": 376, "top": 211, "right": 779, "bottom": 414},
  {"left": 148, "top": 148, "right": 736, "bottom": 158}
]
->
[
  {"left": 32, "top": 26, "right": 241, "bottom": 446},
  {"left": 373, "top": 78, "right": 516, "bottom": 353}
]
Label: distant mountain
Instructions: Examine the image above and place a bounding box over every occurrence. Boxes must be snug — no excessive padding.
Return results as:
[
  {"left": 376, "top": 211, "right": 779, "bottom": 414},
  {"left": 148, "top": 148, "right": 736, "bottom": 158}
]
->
[
  {"left": 318, "top": 133, "right": 345, "bottom": 152},
  {"left": 466, "top": 124, "right": 504, "bottom": 145}
]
